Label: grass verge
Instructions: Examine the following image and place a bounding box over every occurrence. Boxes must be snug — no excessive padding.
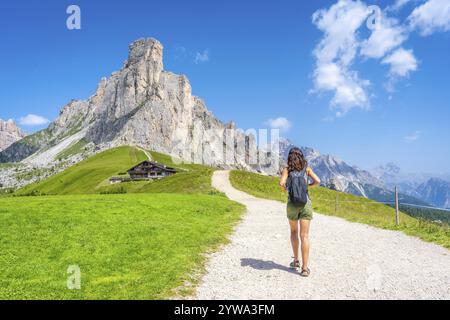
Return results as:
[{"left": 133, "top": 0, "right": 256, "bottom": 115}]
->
[{"left": 0, "top": 193, "right": 244, "bottom": 299}]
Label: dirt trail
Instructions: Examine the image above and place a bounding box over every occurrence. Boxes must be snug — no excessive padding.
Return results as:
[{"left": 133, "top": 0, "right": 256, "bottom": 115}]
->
[
  {"left": 137, "top": 147, "right": 153, "bottom": 161},
  {"left": 193, "top": 170, "right": 450, "bottom": 300}
]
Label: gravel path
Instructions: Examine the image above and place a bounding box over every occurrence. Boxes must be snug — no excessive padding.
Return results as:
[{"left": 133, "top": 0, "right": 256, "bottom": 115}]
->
[{"left": 193, "top": 170, "right": 450, "bottom": 300}]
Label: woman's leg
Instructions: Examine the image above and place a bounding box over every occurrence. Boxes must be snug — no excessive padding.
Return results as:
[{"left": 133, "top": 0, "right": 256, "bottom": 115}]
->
[
  {"left": 299, "top": 219, "right": 311, "bottom": 269},
  {"left": 288, "top": 220, "right": 300, "bottom": 261}
]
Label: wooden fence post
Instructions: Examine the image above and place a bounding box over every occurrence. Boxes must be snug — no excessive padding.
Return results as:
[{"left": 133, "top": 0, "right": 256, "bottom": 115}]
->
[
  {"left": 335, "top": 194, "right": 338, "bottom": 215},
  {"left": 395, "top": 186, "right": 399, "bottom": 226}
]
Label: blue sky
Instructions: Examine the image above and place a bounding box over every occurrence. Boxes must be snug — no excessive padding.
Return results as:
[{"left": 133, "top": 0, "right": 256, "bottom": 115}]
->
[{"left": 0, "top": 0, "right": 449, "bottom": 174}]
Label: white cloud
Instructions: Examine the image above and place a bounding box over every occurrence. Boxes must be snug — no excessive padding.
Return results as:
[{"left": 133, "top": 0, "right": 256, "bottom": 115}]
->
[
  {"left": 312, "top": 0, "right": 371, "bottom": 115},
  {"left": 389, "top": 0, "right": 413, "bottom": 11},
  {"left": 409, "top": 0, "right": 450, "bottom": 36},
  {"left": 404, "top": 130, "right": 421, "bottom": 142},
  {"left": 310, "top": 0, "right": 436, "bottom": 113},
  {"left": 19, "top": 114, "right": 50, "bottom": 126},
  {"left": 312, "top": 0, "right": 368, "bottom": 66},
  {"left": 265, "top": 117, "right": 292, "bottom": 132},
  {"left": 314, "top": 63, "right": 370, "bottom": 115},
  {"left": 360, "top": 14, "right": 407, "bottom": 59},
  {"left": 309, "top": 0, "right": 450, "bottom": 116},
  {"left": 194, "top": 49, "right": 210, "bottom": 64},
  {"left": 382, "top": 48, "right": 418, "bottom": 77}
]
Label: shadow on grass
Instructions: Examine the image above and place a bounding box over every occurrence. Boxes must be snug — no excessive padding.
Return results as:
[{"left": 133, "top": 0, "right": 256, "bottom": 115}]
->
[{"left": 241, "top": 258, "right": 299, "bottom": 275}]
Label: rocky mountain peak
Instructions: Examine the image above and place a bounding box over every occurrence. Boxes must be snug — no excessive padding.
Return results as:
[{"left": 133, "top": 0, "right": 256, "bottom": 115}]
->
[
  {"left": 1, "top": 37, "right": 265, "bottom": 174},
  {"left": 1, "top": 118, "right": 20, "bottom": 134},
  {"left": 385, "top": 162, "right": 401, "bottom": 174},
  {"left": 373, "top": 162, "right": 401, "bottom": 179},
  {"left": 126, "top": 38, "right": 163, "bottom": 69},
  {"left": 0, "top": 118, "right": 26, "bottom": 151},
  {"left": 417, "top": 178, "right": 450, "bottom": 209}
]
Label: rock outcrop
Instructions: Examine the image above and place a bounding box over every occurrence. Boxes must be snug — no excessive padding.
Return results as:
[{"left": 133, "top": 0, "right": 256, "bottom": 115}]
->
[
  {"left": 0, "top": 38, "right": 277, "bottom": 173},
  {"left": 0, "top": 119, "right": 26, "bottom": 152},
  {"left": 417, "top": 178, "right": 450, "bottom": 209},
  {"left": 372, "top": 163, "right": 450, "bottom": 209}
]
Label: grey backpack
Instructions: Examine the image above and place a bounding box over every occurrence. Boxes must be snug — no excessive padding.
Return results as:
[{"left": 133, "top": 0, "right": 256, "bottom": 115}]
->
[{"left": 286, "top": 169, "right": 309, "bottom": 206}]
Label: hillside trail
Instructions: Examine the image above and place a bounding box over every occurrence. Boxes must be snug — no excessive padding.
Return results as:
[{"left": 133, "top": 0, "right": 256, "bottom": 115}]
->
[
  {"left": 137, "top": 147, "right": 153, "bottom": 161},
  {"left": 193, "top": 170, "right": 450, "bottom": 300}
]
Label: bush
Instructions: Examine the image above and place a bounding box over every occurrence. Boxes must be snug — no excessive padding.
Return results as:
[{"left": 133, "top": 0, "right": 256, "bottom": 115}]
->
[
  {"left": 208, "top": 190, "right": 226, "bottom": 197},
  {"left": 0, "top": 188, "right": 15, "bottom": 195},
  {"left": 100, "top": 186, "right": 127, "bottom": 194},
  {"left": 19, "top": 190, "right": 48, "bottom": 197}
]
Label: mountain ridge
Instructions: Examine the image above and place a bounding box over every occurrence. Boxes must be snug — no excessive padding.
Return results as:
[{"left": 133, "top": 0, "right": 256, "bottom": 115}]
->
[
  {"left": 278, "top": 138, "right": 430, "bottom": 206},
  {"left": 374, "top": 163, "right": 450, "bottom": 209},
  {"left": 0, "top": 38, "right": 273, "bottom": 173},
  {"left": 0, "top": 119, "right": 26, "bottom": 152}
]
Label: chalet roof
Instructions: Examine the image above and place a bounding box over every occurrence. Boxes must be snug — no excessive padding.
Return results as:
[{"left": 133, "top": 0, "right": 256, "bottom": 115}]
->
[{"left": 127, "top": 161, "right": 177, "bottom": 173}]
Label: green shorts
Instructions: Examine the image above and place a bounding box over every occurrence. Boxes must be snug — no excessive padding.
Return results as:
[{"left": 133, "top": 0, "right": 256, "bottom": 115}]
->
[{"left": 287, "top": 200, "right": 314, "bottom": 221}]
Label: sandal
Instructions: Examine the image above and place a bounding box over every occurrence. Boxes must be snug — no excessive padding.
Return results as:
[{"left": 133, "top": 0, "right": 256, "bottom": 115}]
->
[
  {"left": 300, "top": 267, "right": 311, "bottom": 277},
  {"left": 289, "top": 258, "right": 300, "bottom": 269}
]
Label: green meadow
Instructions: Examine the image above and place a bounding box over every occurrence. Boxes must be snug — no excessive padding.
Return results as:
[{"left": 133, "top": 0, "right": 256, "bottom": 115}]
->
[
  {"left": 16, "top": 146, "right": 148, "bottom": 195},
  {"left": 16, "top": 146, "right": 216, "bottom": 196},
  {"left": 1, "top": 146, "right": 244, "bottom": 299},
  {"left": 0, "top": 193, "right": 243, "bottom": 299}
]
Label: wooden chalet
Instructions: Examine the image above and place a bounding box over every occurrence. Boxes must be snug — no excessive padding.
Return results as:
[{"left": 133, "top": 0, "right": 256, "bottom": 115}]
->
[{"left": 127, "top": 161, "right": 177, "bottom": 180}]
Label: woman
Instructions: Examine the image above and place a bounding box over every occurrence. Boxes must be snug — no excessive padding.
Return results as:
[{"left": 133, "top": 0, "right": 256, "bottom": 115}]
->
[{"left": 279, "top": 147, "right": 321, "bottom": 277}]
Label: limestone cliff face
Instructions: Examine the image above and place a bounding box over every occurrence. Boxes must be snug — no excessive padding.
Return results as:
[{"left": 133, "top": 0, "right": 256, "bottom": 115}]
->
[
  {"left": 0, "top": 38, "right": 273, "bottom": 172},
  {"left": 84, "top": 38, "right": 254, "bottom": 169},
  {"left": 0, "top": 119, "right": 26, "bottom": 151}
]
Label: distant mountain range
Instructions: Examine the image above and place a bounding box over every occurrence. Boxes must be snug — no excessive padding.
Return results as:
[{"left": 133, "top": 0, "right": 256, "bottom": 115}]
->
[
  {"left": 278, "top": 138, "right": 439, "bottom": 208},
  {"left": 373, "top": 163, "right": 450, "bottom": 209}
]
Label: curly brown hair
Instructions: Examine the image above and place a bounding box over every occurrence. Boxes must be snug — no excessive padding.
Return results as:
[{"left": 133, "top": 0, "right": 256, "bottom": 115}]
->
[{"left": 287, "top": 147, "right": 307, "bottom": 172}]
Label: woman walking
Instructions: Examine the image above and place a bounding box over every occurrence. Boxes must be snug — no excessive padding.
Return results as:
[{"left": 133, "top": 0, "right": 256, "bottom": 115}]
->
[{"left": 279, "top": 147, "right": 321, "bottom": 277}]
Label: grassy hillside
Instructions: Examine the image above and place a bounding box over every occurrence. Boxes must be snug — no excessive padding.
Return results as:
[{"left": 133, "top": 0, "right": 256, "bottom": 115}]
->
[
  {"left": 97, "top": 150, "right": 217, "bottom": 195},
  {"left": 0, "top": 193, "right": 244, "bottom": 299},
  {"left": 140, "top": 151, "right": 216, "bottom": 194},
  {"left": 56, "top": 138, "right": 89, "bottom": 161},
  {"left": 230, "top": 170, "right": 450, "bottom": 249},
  {"left": 17, "top": 146, "right": 216, "bottom": 196},
  {"left": 3, "top": 147, "right": 245, "bottom": 299},
  {"left": 17, "top": 146, "right": 148, "bottom": 196}
]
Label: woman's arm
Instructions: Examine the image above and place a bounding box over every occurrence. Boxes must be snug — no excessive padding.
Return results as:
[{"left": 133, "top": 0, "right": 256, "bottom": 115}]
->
[
  {"left": 279, "top": 167, "right": 289, "bottom": 191},
  {"left": 307, "top": 167, "right": 321, "bottom": 188}
]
